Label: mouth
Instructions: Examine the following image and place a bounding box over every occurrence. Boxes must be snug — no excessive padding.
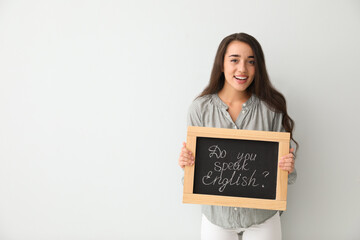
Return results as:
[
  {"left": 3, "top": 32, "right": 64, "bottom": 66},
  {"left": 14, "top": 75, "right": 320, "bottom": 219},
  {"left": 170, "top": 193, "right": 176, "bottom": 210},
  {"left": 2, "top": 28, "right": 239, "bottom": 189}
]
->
[{"left": 234, "top": 75, "right": 248, "bottom": 83}]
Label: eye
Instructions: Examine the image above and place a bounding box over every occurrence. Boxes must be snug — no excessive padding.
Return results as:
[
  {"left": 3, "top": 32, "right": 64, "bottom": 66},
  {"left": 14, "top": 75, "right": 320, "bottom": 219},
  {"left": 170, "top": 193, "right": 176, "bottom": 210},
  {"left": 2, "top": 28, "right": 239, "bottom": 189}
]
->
[
  {"left": 230, "top": 59, "right": 238, "bottom": 63},
  {"left": 248, "top": 60, "right": 255, "bottom": 65}
]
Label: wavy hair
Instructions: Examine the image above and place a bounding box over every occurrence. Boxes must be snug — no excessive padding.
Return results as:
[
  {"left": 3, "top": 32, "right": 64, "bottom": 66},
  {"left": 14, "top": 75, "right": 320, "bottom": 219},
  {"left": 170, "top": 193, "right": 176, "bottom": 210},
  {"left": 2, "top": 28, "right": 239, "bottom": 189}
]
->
[{"left": 199, "top": 32, "right": 298, "bottom": 150}]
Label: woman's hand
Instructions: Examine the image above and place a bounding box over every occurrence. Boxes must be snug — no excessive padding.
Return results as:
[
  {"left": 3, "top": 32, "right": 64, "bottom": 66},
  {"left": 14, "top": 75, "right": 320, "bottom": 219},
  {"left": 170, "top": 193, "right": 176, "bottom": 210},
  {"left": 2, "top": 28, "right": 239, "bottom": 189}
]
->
[
  {"left": 279, "top": 148, "right": 295, "bottom": 173},
  {"left": 178, "top": 142, "right": 194, "bottom": 169}
]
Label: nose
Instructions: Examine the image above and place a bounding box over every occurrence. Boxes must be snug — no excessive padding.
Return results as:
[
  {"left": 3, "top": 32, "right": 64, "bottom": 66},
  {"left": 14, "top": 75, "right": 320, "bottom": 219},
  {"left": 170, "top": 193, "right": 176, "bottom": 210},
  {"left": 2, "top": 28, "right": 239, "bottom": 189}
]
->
[{"left": 237, "top": 60, "right": 247, "bottom": 73}]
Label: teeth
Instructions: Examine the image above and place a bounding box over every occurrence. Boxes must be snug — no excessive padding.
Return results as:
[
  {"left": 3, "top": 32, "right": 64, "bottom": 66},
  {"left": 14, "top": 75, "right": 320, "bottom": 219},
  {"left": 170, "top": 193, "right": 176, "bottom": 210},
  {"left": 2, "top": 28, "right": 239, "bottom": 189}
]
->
[{"left": 235, "top": 76, "right": 247, "bottom": 80}]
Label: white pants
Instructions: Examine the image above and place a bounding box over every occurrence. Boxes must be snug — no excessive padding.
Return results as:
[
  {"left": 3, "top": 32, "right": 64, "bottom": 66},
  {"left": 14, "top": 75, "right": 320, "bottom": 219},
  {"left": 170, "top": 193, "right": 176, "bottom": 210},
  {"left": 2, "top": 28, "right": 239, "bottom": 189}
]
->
[{"left": 201, "top": 212, "right": 282, "bottom": 240}]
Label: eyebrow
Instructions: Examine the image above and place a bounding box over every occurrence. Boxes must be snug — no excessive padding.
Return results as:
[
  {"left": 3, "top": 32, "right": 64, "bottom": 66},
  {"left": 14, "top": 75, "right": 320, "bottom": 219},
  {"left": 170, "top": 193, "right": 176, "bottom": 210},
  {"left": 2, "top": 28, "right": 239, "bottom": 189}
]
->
[{"left": 228, "top": 54, "right": 255, "bottom": 58}]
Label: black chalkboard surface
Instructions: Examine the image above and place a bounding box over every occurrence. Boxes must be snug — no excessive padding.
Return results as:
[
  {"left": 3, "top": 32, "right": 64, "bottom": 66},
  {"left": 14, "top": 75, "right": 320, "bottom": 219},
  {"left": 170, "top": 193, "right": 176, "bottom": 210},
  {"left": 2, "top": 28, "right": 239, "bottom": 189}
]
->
[
  {"left": 193, "top": 137, "right": 278, "bottom": 200},
  {"left": 183, "top": 126, "right": 290, "bottom": 210}
]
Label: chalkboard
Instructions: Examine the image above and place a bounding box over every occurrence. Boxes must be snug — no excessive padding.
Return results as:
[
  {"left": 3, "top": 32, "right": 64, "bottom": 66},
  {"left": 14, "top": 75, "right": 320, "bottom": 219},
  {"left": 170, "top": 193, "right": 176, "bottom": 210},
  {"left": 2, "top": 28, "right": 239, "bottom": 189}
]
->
[
  {"left": 183, "top": 126, "right": 290, "bottom": 211},
  {"left": 193, "top": 137, "right": 278, "bottom": 199}
]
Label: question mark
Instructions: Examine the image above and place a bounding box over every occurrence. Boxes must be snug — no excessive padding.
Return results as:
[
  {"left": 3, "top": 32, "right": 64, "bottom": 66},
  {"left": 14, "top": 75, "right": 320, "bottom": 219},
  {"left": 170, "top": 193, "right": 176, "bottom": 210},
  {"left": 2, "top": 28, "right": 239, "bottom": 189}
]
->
[{"left": 262, "top": 171, "right": 269, "bottom": 188}]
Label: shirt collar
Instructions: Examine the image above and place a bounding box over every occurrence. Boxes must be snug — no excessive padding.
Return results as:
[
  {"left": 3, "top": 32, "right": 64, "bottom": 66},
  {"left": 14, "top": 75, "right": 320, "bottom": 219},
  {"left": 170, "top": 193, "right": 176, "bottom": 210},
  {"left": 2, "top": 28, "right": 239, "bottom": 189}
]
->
[{"left": 212, "top": 93, "right": 256, "bottom": 110}]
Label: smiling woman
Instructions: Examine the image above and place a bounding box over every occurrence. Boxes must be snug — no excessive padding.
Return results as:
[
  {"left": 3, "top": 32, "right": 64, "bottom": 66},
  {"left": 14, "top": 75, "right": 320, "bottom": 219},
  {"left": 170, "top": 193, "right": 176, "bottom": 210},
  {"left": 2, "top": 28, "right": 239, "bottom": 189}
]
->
[{"left": 178, "top": 32, "right": 298, "bottom": 240}]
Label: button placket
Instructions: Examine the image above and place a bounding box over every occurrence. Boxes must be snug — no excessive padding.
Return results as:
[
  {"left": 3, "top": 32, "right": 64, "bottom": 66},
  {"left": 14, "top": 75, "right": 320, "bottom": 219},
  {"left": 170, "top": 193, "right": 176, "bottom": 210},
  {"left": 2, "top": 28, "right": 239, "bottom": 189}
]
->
[
  {"left": 236, "top": 107, "right": 247, "bottom": 128},
  {"left": 222, "top": 109, "right": 233, "bottom": 124}
]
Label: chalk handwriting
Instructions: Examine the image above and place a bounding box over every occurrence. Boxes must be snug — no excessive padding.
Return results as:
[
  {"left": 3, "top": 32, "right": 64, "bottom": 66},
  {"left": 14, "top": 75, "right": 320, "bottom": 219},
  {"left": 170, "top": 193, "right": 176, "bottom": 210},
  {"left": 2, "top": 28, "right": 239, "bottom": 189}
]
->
[
  {"left": 201, "top": 150, "right": 269, "bottom": 192},
  {"left": 208, "top": 145, "right": 226, "bottom": 159},
  {"left": 202, "top": 169, "right": 259, "bottom": 192}
]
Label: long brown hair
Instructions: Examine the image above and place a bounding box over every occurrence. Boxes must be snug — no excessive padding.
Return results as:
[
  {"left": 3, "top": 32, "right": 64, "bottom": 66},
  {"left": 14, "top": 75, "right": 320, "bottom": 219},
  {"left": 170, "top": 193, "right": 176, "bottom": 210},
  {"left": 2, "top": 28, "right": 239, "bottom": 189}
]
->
[{"left": 199, "top": 32, "right": 298, "bottom": 150}]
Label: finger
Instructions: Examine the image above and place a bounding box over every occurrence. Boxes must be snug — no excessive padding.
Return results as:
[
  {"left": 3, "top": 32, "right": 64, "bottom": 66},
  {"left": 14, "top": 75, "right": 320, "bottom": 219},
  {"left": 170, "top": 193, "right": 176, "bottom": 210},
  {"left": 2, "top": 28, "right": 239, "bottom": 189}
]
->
[
  {"left": 279, "top": 160, "right": 294, "bottom": 168},
  {"left": 279, "top": 164, "right": 292, "bottom": 170},
  {"left": 279, "top": 157, "right": 294, "bottom": 165},
  {"left": 181, "top": 146, "right": 186, "bottom": 152},
  {"left": 182, "top": 148, "right": 194, "bottom": 159},
  {"left": 179, "top": 159, "right": 194, "bottom": 168},
  {"left": 280, "top": 157, "right": 294, "bottom": 162},
  {"left": 182, "top": 142, "right": 194, "bottom": 155},
  {"left": 281, "top": 153, "right": 294, "bottom": 161},
  {"left": 279, "top": 162, "right": 294, "bottom": 168},
  {"left": 289, "top": 148, "right": 296, "bottom": 158},
  {"left": 179, "top": 155, "right": 191, "bottom": 163},
  {"left": 179, "top": 161, "right": 188, "bottom": 168},
  {"left": 178, "top": 157, "right": 185, "bottom": 168},
  {"left": 181, "top": 143, "right": 193, "bottom": 155},
  {"left": 178, "top": 159, "right": 187, "bottom": 168},
  {"left": 186, "top": 148, "right": 193, "bottom": 156},
  {"left": 279, "top": 163, "right": 294, "bottom": 172},
  {"left": 181, "top": 142, "right": 187, "bottom": 151},
  {"left": 180, "top": 155, "right": 194, "bottom": 165},
  {"left": 181, "top": 151, "right": 194, "bottom": 160}
]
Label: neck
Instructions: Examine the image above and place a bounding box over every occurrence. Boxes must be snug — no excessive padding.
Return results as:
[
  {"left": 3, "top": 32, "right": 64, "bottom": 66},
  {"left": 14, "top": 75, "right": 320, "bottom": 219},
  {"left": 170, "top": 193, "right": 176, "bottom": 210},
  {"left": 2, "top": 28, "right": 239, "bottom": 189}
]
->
[{"left": 218, "top": 85, "right": 251, "bottom": 104}]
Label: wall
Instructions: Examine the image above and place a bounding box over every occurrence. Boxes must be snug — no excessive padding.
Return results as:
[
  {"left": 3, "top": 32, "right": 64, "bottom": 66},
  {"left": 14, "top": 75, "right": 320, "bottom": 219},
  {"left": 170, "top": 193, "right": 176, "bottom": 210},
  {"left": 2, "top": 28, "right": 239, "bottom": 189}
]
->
[{"left": 0, "top": 0, "right": 359, "bottom": 239}]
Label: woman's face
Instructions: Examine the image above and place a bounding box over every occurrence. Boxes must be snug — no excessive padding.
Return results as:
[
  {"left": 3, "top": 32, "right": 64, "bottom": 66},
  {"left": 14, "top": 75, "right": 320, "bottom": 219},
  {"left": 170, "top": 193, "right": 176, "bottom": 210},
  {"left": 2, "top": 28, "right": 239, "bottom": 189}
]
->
[{"left": 222, "top": 41, "right": 255, "bottom": 94}]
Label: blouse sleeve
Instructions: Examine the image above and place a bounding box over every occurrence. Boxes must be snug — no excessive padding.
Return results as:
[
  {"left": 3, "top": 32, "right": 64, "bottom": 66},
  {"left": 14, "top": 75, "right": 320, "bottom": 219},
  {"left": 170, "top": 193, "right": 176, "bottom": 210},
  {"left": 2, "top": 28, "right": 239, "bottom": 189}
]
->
[
  {"left": 187, "top": 99, "right": 203, "bottom": 127},
  {"left": 181, "top": 100, "right": 203, "bottom": 184},
  {"left": 273, "top": 112, "right": 297, "bottom": 185}
]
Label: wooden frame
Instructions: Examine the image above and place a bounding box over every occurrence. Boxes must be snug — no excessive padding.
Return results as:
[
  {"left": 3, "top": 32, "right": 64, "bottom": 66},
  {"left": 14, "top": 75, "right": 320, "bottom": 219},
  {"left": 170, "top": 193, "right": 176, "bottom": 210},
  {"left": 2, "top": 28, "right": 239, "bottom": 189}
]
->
[{"left": 183, "top": 126, "right": 290, "bottom": 211}]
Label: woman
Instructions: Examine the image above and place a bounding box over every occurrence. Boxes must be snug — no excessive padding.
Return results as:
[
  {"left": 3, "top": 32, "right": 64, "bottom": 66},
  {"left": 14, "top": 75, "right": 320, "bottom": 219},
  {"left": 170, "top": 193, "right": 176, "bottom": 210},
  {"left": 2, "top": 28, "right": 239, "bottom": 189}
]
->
[{"left": 178, "top": 33, "right": 297, "bottom": 240}]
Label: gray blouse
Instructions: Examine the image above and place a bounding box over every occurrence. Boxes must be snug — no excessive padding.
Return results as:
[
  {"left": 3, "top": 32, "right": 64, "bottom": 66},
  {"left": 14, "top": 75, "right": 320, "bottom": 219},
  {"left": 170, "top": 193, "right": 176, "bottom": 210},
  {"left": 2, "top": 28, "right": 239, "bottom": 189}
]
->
[{"left": 186, "top": 93, "right": 297, "bottom": 229}]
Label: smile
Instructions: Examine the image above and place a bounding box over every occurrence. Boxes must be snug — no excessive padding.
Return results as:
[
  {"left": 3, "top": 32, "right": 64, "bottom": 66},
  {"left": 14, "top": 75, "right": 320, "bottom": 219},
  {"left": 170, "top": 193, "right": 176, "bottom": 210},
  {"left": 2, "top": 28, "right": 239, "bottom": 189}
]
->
[{"left": 234, "top": 76, "right": 248, "bottom": 80}]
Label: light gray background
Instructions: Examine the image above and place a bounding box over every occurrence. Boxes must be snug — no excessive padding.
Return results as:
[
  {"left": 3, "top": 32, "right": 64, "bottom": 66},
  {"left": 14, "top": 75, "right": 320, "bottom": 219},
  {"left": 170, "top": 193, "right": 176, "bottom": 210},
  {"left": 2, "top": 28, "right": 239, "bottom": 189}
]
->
[{"left": 0, "top": 0, "right": 359, "bottom": 239}]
